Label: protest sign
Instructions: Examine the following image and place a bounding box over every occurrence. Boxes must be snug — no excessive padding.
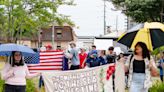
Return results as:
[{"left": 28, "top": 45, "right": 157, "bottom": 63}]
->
[{"left": 42, "top": 63, "right": 124, "bottom": 92}]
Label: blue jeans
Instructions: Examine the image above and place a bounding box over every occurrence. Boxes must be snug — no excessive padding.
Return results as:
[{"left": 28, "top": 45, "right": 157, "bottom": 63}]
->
[{"left": 129, "top": 73, "right": 148, "bottom": 92}]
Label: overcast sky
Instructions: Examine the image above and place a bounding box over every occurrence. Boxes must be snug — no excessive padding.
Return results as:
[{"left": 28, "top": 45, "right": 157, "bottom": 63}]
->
[{"left": 58, "top": 0, "right": 126, "bottom": 36}]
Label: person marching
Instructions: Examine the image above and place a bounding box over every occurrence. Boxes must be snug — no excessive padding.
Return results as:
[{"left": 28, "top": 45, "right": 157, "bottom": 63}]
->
[
  {"left": 106, "top": 47, "right": 116, "bottom": 64},
  {"left": 79, "top": 48, "right": 87, "bottom": 69},
  {"left": 158, "top": 52, "right": 164, "bottom": 81},
  {"left": 98, "top": 50, "right": 107, "bottom": 65},
  {"left": 120, "top": 42, "right": 158, "bottom": 92},
  {"left": 85, "top": 45, "right": 103, "bottom": 68},
  {"left": 69, "top": 43, "right": 80, "bottom": 70},
  {"left": 1, "top": 51, "right": 40, "bottom": 92}
]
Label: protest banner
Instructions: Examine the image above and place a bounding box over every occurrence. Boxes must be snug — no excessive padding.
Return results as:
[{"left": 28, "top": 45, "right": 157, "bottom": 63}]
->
[{"left": 42, "top": 63, "right": 125, "bottom": 92}]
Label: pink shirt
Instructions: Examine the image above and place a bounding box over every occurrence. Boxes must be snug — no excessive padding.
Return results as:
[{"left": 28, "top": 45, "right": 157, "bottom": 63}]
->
[{"left": 1, "top": 63, "right": 38, "bottom": 86}]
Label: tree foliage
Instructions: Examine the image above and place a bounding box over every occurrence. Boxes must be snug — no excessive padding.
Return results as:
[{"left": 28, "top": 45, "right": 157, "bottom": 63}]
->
[
  {"left": 0, "top": 0, "right": 74, "bottom": 43},
  {"left": 152, "top": 46, "right": 164, "bottom": 55},
  {"left": 111, "top": 0, "right": 162, "bottom": 22}
]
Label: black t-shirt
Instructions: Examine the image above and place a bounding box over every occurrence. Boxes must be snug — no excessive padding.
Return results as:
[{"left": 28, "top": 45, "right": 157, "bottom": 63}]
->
[{"left": 133, "top": 59, "right": 145, "bottom": 73}]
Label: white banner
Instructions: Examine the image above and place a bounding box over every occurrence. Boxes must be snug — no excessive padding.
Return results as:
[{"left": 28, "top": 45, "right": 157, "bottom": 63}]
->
[{"left": 42, "top": 63, "right": 125, "bottom": 92}]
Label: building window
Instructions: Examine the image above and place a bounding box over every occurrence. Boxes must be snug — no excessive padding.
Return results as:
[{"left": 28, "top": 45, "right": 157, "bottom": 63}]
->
[
  {"left": 56, "top": 29, "right": 62, "bottom": 39},
  {"left": 57, "top": 42, "right": 61, "bottom": 50}
]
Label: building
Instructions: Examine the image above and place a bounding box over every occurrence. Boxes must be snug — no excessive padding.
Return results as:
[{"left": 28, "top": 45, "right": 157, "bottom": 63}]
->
[
  {"left": 76, "top": 33, "right": 128, "bottom": 54},
  {"left": 0, "top": 26, "right": 76, "bottom": 50},
  {"left": 40, "top": 26, "right": 76, "bottom": 50},
  {"left": 76, "top": 36, "right": 94, "bottom": 50},
  {"left": 94, "top": 36, "right": 128, "bottom": 55}
]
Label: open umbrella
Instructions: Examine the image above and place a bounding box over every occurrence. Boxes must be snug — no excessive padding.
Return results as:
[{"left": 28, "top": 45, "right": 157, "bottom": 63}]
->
[
  {"left": 118, "top": 22, "right": 164, "bottom": 51},
  {"left": 0, "top": 43, "right": 35, "bottom": 56}
]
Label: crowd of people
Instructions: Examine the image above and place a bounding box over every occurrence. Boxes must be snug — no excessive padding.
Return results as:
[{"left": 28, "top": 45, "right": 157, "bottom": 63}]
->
[
  {"left": 1, "top": 41, "right": 163, "bottom": 92},
  {"left": 65, "top": 42, "right": 161, "bottom": 92},
  {"left": 66, "top": 43, "right": 117, "bottom": 70}
]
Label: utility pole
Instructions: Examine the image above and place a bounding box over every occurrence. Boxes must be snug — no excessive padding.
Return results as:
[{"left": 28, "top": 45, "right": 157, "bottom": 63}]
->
[
  {"left": 116, "top": 15, "right": 118, "bottom": 33},
  {"left": 52, "top": 25, "right": 55, "bottom": 49},
  {"left": 52, "top": 0, "right": 55, "bottom": 49},
  {"left": 104, "top": 0, "right": 106, "bottom": 35},
  {"left": 111, "top": 8, "right": 119, "bottom": 35},
  {"left": 38, "top": 29, "right": 42, "bottom": 48}
]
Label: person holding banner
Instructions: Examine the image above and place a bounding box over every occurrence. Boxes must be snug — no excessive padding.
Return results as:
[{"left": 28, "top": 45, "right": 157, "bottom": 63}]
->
[
  {"left": 85, "top": 45, "right": 98, "bottom": 67},
  {"left": 1, "top": 51, "right": 41, "bottom": 92},
  {"left": 79, "top": 48, "right": 87, "bottom": 69},
  {"left": 69, "top": 43, "right": 80, "bottom": 70},
  {"left": 98, "top": 50, "right": 107, "bottom": 65},
  {"left": 106, "top": 47, "right": 116, "bottom": 64},
  {"left": 120, "top": 42, "right": 158, "bottom": 92}
]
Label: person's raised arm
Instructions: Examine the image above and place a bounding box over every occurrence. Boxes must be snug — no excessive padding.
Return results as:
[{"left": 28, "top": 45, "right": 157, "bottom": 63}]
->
[{"left": 25, "top": 64, "right": 40, "bottom": 79}]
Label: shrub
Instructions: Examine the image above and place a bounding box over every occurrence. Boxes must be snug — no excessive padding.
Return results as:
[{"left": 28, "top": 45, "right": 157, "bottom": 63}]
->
[
  {"left": 26, "top": 79, "right": 36, "bottom": 92},
  {"left": 149, "top": 81, "right": 164, "bottom": 92},
  {"left": 0, "top": 78, "right": 4, "bottom": 92}
]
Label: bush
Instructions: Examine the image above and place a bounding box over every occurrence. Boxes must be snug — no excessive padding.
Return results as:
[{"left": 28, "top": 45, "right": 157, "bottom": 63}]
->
[
  {"left": 0, "top": 78, "right": 4, "bottom": 92},
  {"left": 26, "top": 79, "right": 36, "bottom": 92},
  {"left": 0, "top": 78, "right": 36, "bottom": 92},
  {"left": 149, "top": 81, "right": 164, "bottom": 92}
]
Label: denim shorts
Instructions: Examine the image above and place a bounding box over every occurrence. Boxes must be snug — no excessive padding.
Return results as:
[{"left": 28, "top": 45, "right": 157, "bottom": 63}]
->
[{"left": 129, "top": 73, "right": 148, "bottom": 92}]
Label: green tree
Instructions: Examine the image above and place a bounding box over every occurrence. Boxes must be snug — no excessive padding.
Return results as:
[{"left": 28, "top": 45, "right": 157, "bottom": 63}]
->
[
  {"left": 111, "top": 0, "right": 163, "bottom": 22},
  {"left": 152, "top": 46, "right": 164, "bottom": 55},
  {"left": 0, "top": 0, "right": 74, "bottom": 43}
]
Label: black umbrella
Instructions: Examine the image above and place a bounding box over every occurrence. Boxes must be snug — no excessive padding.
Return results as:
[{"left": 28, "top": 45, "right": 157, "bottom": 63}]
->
[{"left": 118, "top": 22, "right": 164, "bottom": 51}]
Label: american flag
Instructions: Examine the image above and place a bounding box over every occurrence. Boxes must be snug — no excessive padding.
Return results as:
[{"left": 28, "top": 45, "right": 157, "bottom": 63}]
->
[{"left": 25, "top": 51, "right": 64, "bottom": 73}]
